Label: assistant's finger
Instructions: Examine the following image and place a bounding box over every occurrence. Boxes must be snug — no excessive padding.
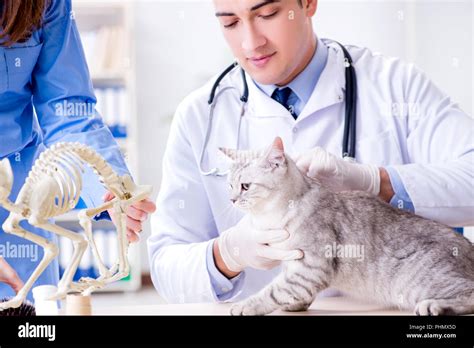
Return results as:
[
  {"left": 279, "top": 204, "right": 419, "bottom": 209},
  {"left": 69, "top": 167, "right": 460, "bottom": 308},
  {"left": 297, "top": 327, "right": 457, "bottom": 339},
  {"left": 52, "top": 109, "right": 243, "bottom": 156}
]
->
[
  {"left": 126, "top": 228, "right": 140, "bottom": 243},
  {"left": 126, "top": 216, "right": 142, "bottom": 233},
  {"left": 103, "top": 191, "right": 115, "bottom": 202},
  {"left": 132, "top": 199, "right": 156, "bottom": 213},
  {"left": 126, "top": 205, "right": 148, "bottom": 221},
  {"left": 0, "top": 257, "right": 24, "bottom": 294},
  {"left": 8, "top": 274, "right": 24, "bottom": 294}
]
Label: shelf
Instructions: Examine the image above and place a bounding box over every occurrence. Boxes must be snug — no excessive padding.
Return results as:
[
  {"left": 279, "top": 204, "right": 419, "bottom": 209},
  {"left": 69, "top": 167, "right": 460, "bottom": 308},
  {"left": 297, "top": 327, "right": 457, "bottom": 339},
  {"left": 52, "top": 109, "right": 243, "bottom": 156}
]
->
[
  {"left": 92, "top": 74, "right": 128, "bottom": 88},
  {"left": 61, "top": 0, "right": 140, "bottom": 293}
]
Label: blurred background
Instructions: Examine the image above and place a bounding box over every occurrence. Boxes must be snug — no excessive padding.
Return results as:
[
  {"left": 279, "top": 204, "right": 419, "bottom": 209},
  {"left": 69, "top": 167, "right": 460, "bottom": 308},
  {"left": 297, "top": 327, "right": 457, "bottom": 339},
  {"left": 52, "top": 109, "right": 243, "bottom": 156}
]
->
[{"left": 58, "top": 0, "right": 472, "bottom": 305}]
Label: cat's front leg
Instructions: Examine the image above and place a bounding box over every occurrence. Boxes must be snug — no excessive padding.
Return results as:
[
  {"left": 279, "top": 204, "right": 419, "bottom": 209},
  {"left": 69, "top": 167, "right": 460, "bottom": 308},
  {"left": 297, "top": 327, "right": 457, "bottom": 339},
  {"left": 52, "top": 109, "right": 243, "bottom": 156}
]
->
[
  {"left": 230, "top": 272, "right": 323, "bottom": 316},
  {"left": 230, "top": 295, "right": 274, "bottom": 316}
]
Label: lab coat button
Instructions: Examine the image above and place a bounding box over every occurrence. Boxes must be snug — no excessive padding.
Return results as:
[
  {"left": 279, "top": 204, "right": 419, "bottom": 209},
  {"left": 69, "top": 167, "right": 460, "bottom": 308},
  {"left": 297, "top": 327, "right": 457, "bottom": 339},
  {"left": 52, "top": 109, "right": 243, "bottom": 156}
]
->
[{"left": 292, "top": 127, "right": 298, "bottom": 133}]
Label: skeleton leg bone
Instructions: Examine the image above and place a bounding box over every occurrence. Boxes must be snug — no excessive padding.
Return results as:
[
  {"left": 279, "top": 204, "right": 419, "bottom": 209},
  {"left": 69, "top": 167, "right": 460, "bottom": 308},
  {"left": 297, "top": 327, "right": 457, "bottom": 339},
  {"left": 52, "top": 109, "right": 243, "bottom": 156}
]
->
[
  {"left": 77, "top": 199, "right": 118, "bottom": 281},
  {"left": 30, "top": 216, "right": 89, "bottom": 300},
  {"left": 101, "top": 201, "right": 130, "bottom": 285},
  {"left": 79, "top": 200, "right": 130, "bottom": 296},
  {"left": 0, "top": 214, "right": 59, "bottom": 310}
]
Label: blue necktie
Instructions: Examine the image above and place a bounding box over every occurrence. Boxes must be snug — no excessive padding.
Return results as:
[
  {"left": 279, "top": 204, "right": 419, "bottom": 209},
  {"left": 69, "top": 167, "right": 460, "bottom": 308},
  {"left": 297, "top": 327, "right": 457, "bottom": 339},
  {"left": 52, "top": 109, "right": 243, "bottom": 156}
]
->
[{"left": 271, "top": 87, "right": 297, "bottom": 119}]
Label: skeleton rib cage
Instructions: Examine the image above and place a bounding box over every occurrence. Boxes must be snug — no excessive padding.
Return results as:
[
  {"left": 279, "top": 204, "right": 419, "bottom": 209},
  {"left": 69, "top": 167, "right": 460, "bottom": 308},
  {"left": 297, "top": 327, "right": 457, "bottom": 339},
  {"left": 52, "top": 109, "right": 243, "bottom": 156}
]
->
[{"left": 19, "top": 142, "right": 121, "bottom": 217}]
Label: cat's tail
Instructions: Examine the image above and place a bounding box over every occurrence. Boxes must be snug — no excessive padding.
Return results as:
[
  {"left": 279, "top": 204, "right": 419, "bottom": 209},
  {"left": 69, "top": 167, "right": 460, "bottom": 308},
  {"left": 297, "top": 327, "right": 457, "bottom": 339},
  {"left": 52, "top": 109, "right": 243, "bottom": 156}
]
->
[{"left": 415, "top": 291, "right": 474, "bottom": 316}]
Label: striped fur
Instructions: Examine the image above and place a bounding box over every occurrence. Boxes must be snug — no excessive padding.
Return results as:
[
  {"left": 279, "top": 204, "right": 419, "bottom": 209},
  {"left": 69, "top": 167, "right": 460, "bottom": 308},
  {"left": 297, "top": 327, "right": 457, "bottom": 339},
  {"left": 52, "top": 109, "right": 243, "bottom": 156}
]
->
[{"left": 223, "top": 142, "right": 474, "bottom": 316}]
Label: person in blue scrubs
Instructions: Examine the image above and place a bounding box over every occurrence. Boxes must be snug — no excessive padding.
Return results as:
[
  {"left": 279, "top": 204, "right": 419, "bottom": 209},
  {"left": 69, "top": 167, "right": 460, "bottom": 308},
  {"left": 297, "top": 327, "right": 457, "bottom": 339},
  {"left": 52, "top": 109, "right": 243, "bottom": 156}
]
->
[{"left": 0, "top": 0, "right": 155, "bottom": 301}]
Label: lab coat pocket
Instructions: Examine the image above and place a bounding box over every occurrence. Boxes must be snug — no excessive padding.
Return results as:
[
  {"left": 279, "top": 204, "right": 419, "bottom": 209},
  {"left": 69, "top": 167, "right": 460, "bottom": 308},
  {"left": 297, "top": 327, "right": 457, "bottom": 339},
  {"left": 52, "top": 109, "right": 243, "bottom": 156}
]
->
[
  {"left": 4, "top": 42, "right": 43, "bottom": 92},
  {"left": 355, "top": 129, "right": 403, "bottom": 166}
]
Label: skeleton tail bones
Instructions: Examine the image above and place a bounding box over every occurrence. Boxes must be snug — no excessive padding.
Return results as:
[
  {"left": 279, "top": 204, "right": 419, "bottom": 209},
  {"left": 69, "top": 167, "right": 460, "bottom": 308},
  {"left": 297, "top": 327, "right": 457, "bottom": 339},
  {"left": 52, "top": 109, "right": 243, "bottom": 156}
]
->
[{"left": 0, "top": 142, "right": 152, "bottom": 310}]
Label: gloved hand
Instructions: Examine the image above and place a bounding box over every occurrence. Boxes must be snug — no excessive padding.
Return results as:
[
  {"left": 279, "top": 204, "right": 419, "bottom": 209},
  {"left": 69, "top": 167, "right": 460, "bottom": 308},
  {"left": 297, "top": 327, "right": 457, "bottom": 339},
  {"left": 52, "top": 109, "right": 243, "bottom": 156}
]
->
[
  {"left": 217, "top": 215, "right": 303, "bottom": 273},
  {"left": 294, "top": 147, "right": 381, "bottom": 195}
]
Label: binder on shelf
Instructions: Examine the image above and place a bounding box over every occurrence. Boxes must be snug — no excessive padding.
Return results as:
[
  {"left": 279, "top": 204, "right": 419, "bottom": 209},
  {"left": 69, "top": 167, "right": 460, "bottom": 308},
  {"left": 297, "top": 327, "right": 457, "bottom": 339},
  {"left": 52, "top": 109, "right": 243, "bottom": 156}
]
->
[{"left": 94, "top": 87, "right": 128, "bottom": 138}]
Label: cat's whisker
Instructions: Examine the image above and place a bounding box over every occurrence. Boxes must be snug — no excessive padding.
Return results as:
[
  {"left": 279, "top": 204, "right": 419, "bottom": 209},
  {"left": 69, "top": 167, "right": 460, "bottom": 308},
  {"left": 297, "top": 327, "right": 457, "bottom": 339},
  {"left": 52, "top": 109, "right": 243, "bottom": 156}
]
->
[{"left": 214, "top": 201, "right": 242, "bottom": 222}]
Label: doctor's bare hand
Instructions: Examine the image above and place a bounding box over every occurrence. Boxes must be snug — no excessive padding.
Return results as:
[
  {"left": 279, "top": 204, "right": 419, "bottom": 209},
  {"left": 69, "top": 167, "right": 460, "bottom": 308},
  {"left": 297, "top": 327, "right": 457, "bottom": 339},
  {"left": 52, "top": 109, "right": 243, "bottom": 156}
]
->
[
  {"left": 0, "top": 256, "right": 24, "bottom": 293},
  {"left": 214, "top": 215, "right": 303, "bottom": 278},
  {"left": 104, "top": 191, "right": 157, "bottom": 243}
]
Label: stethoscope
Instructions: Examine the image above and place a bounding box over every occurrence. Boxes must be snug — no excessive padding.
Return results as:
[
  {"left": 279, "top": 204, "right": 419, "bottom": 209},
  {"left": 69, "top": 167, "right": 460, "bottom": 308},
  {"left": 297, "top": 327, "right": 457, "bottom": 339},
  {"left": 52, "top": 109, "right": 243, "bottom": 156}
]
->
[{"left": 199, "top": 40, "right": 357, "bottom": 177}]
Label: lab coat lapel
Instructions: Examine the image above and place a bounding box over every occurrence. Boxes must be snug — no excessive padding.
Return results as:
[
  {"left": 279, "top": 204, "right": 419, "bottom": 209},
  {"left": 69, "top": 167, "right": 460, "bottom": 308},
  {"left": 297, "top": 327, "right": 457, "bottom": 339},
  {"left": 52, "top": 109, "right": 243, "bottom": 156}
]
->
[
  {"left": 295, "top": 46, "right": 346, "bottom": 123},
  {"left": 246, "top": 73, "right": 293, "bottom": 119},
  {"left": 244, "top": 45, "right": 346, "bottom": 121}
]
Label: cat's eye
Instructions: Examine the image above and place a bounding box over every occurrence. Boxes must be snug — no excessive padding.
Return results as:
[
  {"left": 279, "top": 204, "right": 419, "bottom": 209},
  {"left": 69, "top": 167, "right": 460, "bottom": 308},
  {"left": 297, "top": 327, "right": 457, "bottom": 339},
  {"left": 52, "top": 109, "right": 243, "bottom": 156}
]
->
[{"left": 241, "top": 183, "right": 251, "bottom": 191}]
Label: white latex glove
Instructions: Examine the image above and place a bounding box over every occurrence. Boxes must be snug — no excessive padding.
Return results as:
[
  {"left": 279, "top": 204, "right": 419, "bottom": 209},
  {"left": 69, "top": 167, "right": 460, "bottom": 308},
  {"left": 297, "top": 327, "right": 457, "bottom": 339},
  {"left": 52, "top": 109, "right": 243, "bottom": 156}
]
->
[
  {"left": 294, "top": 147, "right": 381, "bottom": 195},
  {"left": 217, "top": 215, "right": 303, "bottom": 273}
]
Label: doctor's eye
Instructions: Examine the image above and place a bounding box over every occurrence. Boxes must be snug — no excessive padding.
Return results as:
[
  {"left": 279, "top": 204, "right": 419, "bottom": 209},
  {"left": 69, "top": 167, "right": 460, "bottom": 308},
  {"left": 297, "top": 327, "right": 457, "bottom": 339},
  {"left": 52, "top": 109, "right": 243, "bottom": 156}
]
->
[
  {"left": 223, "top": 21, "right": 239, "bottom": 29},
  {"left": 241, "top": 183, "right": 251, "bottom": 191},
  {"left": 260, "top": 10, "right": 279, "bottom": 20}
]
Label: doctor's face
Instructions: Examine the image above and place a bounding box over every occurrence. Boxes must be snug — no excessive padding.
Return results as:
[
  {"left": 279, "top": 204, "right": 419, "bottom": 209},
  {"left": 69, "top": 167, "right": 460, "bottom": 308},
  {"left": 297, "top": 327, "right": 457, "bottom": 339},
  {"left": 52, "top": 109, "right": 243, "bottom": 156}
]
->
[{"left": 213, "top": 0, "right": 317, "bottom": 86}]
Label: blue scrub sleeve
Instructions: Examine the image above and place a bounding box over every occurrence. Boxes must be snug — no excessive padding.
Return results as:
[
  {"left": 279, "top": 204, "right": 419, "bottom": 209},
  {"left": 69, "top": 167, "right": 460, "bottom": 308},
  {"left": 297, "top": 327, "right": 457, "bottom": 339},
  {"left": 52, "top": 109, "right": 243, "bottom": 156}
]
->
[{"left": 31, "top": 0, "right": 130, "bottom": 217}]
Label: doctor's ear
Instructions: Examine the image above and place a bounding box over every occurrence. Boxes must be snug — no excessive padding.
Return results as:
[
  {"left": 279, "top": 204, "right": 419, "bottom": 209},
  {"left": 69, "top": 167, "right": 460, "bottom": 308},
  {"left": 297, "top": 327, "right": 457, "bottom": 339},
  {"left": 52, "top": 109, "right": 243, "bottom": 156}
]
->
[{"left": 300, "top": 0, "right": 318, "bottom": 16}]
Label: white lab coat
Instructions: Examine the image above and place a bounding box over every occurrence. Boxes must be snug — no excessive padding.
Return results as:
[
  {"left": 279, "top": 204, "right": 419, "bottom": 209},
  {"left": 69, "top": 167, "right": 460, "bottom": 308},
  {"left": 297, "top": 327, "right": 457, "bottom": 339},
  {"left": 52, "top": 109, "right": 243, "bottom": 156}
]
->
[{"left": 148, "top": 40, "right": 474, "bottom": 304}]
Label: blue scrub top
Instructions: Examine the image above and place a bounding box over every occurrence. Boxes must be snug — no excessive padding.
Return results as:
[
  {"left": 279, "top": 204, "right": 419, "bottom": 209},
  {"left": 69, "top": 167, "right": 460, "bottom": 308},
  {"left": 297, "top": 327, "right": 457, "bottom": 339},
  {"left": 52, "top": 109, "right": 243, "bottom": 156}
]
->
[{"left": 0, "top": 0, "right": 130, "bottom": 300}]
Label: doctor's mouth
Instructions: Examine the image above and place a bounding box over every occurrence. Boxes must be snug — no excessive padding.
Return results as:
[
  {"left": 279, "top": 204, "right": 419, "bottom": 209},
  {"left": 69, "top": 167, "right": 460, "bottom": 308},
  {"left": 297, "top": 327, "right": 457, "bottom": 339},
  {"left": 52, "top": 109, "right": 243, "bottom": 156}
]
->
[{"left": 248, "top": 52, "right": 277, "bottom": 68}]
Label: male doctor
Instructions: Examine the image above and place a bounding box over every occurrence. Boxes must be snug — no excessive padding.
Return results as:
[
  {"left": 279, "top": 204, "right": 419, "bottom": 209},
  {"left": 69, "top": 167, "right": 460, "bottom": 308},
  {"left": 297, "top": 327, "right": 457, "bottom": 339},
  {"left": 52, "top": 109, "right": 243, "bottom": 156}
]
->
[{"left": 148, "top": 0, "right": 474, "bottom": 303}]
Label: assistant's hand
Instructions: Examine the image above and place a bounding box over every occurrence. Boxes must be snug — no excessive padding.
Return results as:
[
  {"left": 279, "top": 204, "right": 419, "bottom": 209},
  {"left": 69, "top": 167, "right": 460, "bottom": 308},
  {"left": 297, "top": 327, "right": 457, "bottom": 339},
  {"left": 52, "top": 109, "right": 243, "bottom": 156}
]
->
[
  {"left": 215, "top": 215, "right": 303, "bottom": 276},
  {"left": 0, "top": 256, "right": 24, "bottom": 293},
  {"left": 294, "top": 147, "right": 381, "bottom": 195},
  {"left": 104, "top": 191, "right": 156, "bottom": 243}
]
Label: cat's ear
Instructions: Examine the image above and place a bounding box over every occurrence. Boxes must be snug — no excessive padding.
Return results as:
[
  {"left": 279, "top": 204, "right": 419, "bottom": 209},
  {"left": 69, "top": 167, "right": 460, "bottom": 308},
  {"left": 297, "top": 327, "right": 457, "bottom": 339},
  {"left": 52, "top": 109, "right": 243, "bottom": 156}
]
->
[
  {"left": 218, "top": 147, "right": 238, "bottom": 161},
  {"left": 262, "top": 137, "right": 286, "bottom": 169}
]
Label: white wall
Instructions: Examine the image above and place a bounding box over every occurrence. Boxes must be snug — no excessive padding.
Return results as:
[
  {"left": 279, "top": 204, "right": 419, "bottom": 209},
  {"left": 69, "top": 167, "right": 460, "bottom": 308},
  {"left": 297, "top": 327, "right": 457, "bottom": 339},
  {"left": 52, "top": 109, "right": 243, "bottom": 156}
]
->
[
  {"left": 316, "top": 0, "right": 472, "bottom": 115},
  {"left": 134, "top": 0, "right": 473, "bottom": 270},
  {"left": 133, "top": 0, "right": 232, "bottom": 270}
]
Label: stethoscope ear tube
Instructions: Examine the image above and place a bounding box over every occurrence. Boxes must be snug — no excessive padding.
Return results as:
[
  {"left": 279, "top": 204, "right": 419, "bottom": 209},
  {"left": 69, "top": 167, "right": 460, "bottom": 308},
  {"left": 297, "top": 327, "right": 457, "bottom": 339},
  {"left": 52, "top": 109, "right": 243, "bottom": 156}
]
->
[
  {"left": 240, "top": 68, "right": 249, "bottom": 102},
  {"left": 336, "top": 42, "right": 357, "bottom": 160},
  {"left": 208, "top": 62, "right": 239, "bottom": 105},
  {"left": 348, "top": 58, "right": 357, "bottom": 160}
]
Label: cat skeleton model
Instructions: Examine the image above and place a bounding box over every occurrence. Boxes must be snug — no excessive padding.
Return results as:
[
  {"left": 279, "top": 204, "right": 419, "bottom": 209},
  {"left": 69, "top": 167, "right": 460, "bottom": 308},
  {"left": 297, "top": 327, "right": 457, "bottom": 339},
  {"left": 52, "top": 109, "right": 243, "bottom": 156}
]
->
[{"left": 0, "top": 142, "right": 152, "bottom": 310}]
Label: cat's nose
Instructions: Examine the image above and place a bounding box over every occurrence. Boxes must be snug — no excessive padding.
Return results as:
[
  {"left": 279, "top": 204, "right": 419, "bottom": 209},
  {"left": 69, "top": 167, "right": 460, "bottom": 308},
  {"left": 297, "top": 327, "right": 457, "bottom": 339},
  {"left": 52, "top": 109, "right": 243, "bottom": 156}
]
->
[{"left": 230, "top": 199, "right": 237, "bottom": 204}]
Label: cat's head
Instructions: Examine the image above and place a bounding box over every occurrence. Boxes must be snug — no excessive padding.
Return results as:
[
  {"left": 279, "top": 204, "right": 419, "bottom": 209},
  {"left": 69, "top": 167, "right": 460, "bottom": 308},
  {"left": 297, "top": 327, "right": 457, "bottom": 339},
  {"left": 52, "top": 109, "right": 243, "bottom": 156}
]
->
[{"left": 219, "top": 137, "right": 301, "bottom": 213}]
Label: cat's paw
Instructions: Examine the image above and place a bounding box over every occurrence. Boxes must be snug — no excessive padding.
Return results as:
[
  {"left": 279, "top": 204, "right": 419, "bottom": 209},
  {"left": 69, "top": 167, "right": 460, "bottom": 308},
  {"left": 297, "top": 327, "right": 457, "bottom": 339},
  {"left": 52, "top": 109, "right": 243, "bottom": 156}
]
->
[
  {"left": 415, "top": 299, "right": 443, "bottom": 316},
  {"left": 230, "top": 301, "right": 266, "bottom": 316}
]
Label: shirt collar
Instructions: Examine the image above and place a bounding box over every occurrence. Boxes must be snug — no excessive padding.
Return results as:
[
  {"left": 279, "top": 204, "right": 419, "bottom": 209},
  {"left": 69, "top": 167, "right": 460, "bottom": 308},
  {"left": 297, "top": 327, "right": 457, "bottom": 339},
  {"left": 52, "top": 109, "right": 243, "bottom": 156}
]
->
[{"left": 255, "top": 36, "right": 329, "bottom": 105}]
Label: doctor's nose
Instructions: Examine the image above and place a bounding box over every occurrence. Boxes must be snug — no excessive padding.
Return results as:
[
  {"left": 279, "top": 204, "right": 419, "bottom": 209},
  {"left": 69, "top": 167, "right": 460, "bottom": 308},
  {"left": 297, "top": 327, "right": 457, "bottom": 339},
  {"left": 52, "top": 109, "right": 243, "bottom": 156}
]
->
[{"left": 241, "top": 27, "right": 266, "bottom": 52}]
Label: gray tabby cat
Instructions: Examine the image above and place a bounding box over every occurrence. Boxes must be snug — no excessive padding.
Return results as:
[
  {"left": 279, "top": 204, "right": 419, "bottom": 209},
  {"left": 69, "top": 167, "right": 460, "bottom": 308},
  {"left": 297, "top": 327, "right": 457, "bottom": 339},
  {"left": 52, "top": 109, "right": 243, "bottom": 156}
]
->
[{"left": 220, "top": 137, "right": 474, "bottom": 316}]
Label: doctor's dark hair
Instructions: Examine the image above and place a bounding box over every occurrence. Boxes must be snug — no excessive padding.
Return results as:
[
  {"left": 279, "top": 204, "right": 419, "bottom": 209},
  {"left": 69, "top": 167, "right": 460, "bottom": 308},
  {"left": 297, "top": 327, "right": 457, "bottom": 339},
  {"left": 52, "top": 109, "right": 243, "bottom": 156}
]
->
[{"left": 0, "top": 0, "right": 50, "bottom": 47}]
